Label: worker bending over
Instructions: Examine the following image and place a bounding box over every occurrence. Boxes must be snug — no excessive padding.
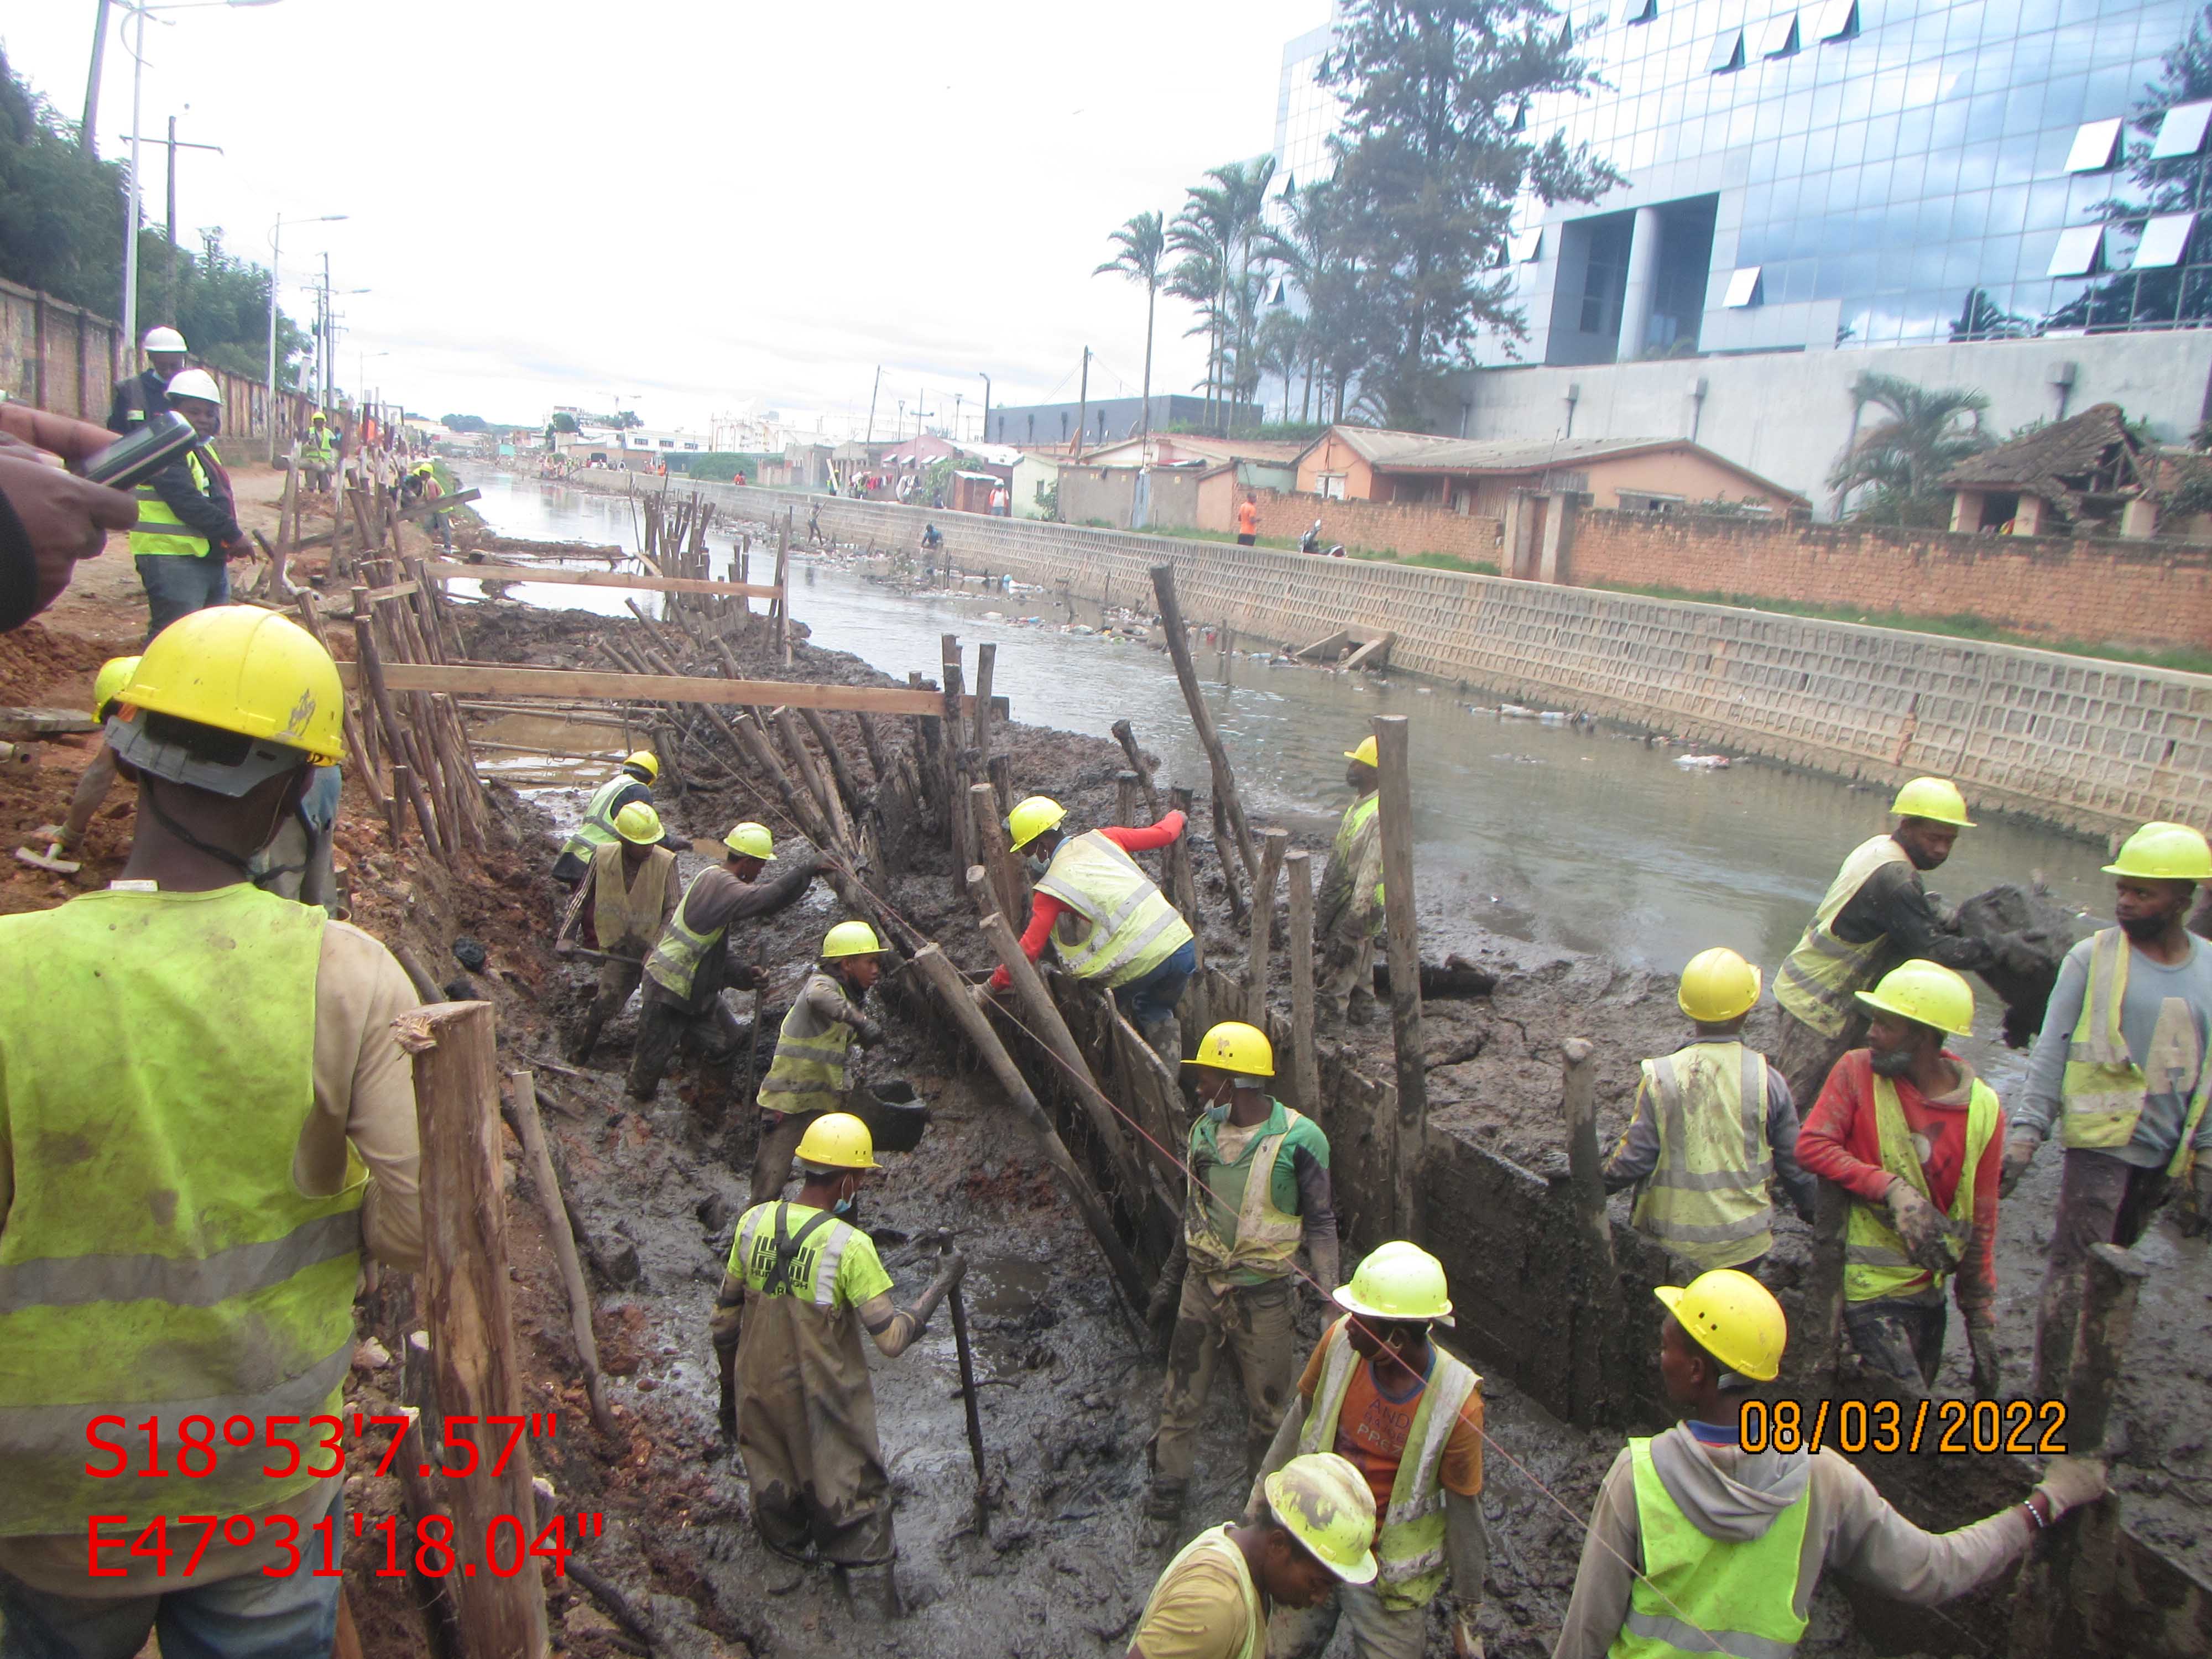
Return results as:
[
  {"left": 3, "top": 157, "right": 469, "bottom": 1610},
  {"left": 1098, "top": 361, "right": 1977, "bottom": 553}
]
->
[
  {"left": 1605, "top": 948, "right": 1816, "bottom": 1274},
  {"left": 2008, "top": 821, "right": 2212, "bottom": 1397},
  {"left": 1129, "top": 1453, "right": 1377, "bottom": 1659},
  {"left": 995, "top": 794, "right": 1196, "bottom": 1059},
  {"left": 753, "top": 921, "right": 888, "bottom": 1208},
  {"left": 553, "top": 749, "right": 680, "bottom": 887},
  {"left": 0, "top": 607, "right": 422, "bottom": 1647},
  {"left": 557, "top": 799, "right": 680, "bottom": 1063},
  {"left": 18, "top": 654, "right": 136, "bottom": 874},
  {"left": 1551, "top": 1270, "right": 2106, "bottom": 1658},
  {"left": 1796, "top": 962, "right": 2004, "bottom": 1397},
  {"left": 711, "top": 1114, "right": 966, "bottom": 1618},
  {"left": 1147, "top": 1022, "right": 1339, "bottom": 1538},
  {"left": 630, "top": 822, "right": 822, "bottom": 1105},
  {"left": 1317, "top": 736, "right": 1386, "bottom": 1026},
  {"left": 1250, "top": 1243, "right": 1486, "bottom": 1659}
]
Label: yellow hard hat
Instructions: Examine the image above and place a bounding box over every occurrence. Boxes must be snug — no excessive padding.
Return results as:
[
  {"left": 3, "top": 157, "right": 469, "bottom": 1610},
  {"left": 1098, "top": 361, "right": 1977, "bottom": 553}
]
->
[
  {"left": 1006, "top": 795, "right": 1067, "bottom": 852},
  {"left": 623, "top": 750, "right": 660, "bottom": 782},
  {"left": 2103, "top": 821, "right": 2212, "bottom": 882},
  {"left": 613, "top": 801, "right": 663, "bottom": 844},
  {"left": 310, "top": 410, "right": 326, "bottom": 423},
  {"left": 1677, "top": 947, "right": 1761, "bottom": 1024},
  {"left": 1855, "top": 958, "right": 1976, "bottom": 1037},
  {"left": 113, "top": 606, "right": 343, "bottom": 783},
  {"left": 92, "top": 655, "right": 142, "bottom": 722},
  {"left": 1332, "top": 1240, "right": 1453, "bottom": 1324},
  {"left": 822, "top": 920, "right": 885, "bottom": 958},
  {"left": 1262, "top": 1453, "right": 1379, "bottom": 1585},
  {"left": 1891, "top": 775, "right": 1974, "bottom": 827},
  {"left": 1655, "top": 1268, "right": 1786, "bottom": 1382},
  {"left": 1344, "top": 734, "right": 1379, "bottom": 767},
  {"left": 1182, "top": 1020, "right": 1275, "bottom": 1077},
  {"left": 794, "top": 1111, "right": 878, "bottom": 1171},
  {"left": 724, "top": 821, "right": 775, "bottom": 860}
]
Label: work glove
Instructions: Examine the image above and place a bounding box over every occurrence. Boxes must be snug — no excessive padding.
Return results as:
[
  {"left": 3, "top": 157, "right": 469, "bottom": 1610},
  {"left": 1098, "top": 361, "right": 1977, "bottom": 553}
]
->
[
  {"left": 1966, "top": 1313, "right": 2002, "bottom": 1398},
  {"left": 932, "top": 1249, "right": 968, "bottom": 1295},
  {"left": 2179, "top": 1164, "right": 2212, "bottom": 1239},
  {"left": 727, "top": 963, "right": 767, "bottom": 992},
  {"left": 2032, "top": 1455, "right": 2108, "bottom": 1520},
  {"left": 1885, "top": 1180, "right": 1954, "bottom": 1274},
  {"left": 2000, "top": 1134, "right": 2041, "bottom": 1198},
  {"left": 854, "top": 1018, "right": 886, "bottom": 1050}
]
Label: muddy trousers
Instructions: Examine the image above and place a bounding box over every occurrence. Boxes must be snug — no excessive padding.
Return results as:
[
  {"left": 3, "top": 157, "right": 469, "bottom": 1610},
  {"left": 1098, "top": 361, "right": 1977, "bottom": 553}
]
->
[
  {"left": 2032, "top": 1149, "right": 2172, "bottom": 1399},
  {"left": 1319, "top": 931, "right": 1378, "bottom": 1021},
  {"left": 1271, "top": 1584, "right": 1430, "bottom": 1659},
  {"left": 626, "top": 997, "right": 744, "bottom": 1101},
  {"left": 1775, "top": 1006, "right": 1867, "bottom": 1118},
  {"left": 570, "top": 957, "right": 645, "bottom": 1063},
  {"left": 749, "top": 1109, "right": 823, "bottom": 1208},
  {"left": 1843, "top": 1295, "right": 1947, "bottom": 1396},
  {"left": 1151, "top": 1276, "right": 1298, "bottom": 1492}
]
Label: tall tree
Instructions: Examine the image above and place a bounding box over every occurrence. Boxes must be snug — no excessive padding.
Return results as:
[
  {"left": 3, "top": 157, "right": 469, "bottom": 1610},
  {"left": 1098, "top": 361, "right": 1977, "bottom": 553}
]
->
[
  {"left": 1095, "top": 211, "right": 1167, "bottom": 456},
  {"left": 1168, "top": 157, "right": 1277, "bottom": 433},
  {"left": 1257, "top": 179, "right": 1370, "bottom": 425},
  {"left": 1318, "top": 0, "right": 1620, "bottom": 427},
  {"left": 1827, "top": 371, "right": 1992, "bottom": 524}
]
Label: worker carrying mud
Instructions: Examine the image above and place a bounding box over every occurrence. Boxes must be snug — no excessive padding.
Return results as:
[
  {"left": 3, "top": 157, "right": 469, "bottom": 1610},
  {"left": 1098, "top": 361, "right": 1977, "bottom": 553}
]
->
[
  {"left": 1147, "top": 1022, "right": 1340, "bottom": 1540},
  {"left": 711, "top": 1113, "right": 967, "bottom": 1619},
  {"left": 1130, "top": 1453, "right": 1378, "bottom": 1659},
  {"left": 629, "top": 822, "right": 824, "bottom": 1105},
  {"left": 1605, "top": 948, "right": 1817, "bottom": 1273},
  {"left": 552, "top": 749, "right": 681, "bottom": 886},
  {"left": 1250, "top": 1242, "right": 1486, "bottom": 1659},
  {"left": 752, "top": 921, "right": 889, "bottom": 1208},
  {"left": 2007, "top": 821, "right": 2212, "bottom": 1399},
  {"left": 556, "top": 799, "right": 680, "bottom": 1064},
  {"left": 17, "top": 654, "right": 137, "bottom": 875},
  {"left": 1318, "top": 736, "right": 1386, "bottom": 1027},
  {"left": 994, "top": 794, "right": 1197, "bottom": 1058},
  {"left": 1551, "top": 1269, "right": 2109, "bottom": 1658},
  {"left": 1771, "top": 777, "right": 2038, "bottom": 1109},
  {"left": 0, "top": 607, "right": 422, "bottom": 1643},
  {"left": 1794, "top": 961, "right": 2005, "bottom": 1397},
  {"left": 301, "top": 411, "right": 336, "bottom": 494}
]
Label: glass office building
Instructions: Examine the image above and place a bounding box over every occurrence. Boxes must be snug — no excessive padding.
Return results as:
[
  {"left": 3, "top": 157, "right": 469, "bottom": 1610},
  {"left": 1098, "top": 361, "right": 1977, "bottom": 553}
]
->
[{"left": 1276, "top": 0, "right": 2212, "bottom": 369}]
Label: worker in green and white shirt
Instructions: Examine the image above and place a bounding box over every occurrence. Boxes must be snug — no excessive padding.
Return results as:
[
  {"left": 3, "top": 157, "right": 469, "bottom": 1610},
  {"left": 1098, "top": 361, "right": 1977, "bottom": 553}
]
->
[{"left": 752, "top": 921, "right": 888, "bottom": 1207}]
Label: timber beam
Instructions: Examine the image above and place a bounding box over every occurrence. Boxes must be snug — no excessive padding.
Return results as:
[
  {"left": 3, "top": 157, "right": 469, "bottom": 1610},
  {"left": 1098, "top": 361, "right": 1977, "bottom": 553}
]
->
[
  {"left": 421, "top": 562, "right": 781, "bottom": 600},
  {"left": 334, "top": 660, "right": 1006, "bottom": 718}
]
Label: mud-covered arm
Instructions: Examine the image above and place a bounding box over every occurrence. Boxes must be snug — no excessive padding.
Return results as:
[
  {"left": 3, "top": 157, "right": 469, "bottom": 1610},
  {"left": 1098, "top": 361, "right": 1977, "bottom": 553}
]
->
[
  {"left": 710, "top": 1270, "right": 747, "bottom": 1357},
  {"left": 802, "top": 974, "right": 881, "bottom": 1045},
  {"left": 1340, "top": 810, "right": 1385, "bottom": 939},
  {"left": 857, "top": 1252, "right": 965, "bottom": 1358},
  {"left": 1288, "top": 1142, "right": 1339, "bottom": 1291},
  {"left": 1446, "top": 1489, "right": 1489, "bottom": 1611},
  {"left": 1766, "top": 1069, "right": 1819, "bottom": 1222},
  {"left": 1551, "top": 1448, "right": 1640, "bottom": 1659},
  {"left": 1602, "top": 1074, "right": 1661, "bottom": 1192},
  {"left": 1836, "top": 863, "right": 1989, "bottom": 969}
]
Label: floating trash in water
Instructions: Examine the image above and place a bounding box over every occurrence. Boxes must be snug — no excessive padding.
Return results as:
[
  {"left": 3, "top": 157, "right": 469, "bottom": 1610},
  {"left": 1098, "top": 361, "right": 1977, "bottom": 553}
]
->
[{"left": 1676, "top": 754, "right": 1733, "bottom": 770}]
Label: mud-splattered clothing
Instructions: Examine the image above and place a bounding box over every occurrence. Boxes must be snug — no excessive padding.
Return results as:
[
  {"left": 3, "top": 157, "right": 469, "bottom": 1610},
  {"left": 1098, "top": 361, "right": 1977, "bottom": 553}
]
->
[
  {"left": 1152, "top": 1273, "right": 1300, "bottom": 1488},
  {"left": 1131, "top": 1526, "right": 1264, "bottom": 1659}
]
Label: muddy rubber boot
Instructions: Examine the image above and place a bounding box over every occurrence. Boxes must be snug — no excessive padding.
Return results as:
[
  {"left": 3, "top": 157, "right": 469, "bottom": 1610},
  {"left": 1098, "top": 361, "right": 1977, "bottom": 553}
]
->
[
  {"left": 1140, "top": 1480, "right": 1186, "bottom": 1551},
  {"left": 565, "top": 1014, "right": 605, "bottom": 1067},
  {"left": 841, "top": 1563, "right": 901, "bottom": 1621},
  {"left": 1345, "top": 990, "right": 1376, "bottom": 1028},
  {"left": 1140, "top": 1014, "right": 1182, "bottom": 1065}
]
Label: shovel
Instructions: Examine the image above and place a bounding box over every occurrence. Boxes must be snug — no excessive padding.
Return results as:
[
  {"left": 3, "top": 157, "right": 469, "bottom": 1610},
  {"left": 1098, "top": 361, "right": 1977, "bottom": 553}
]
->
[{"left": 933, "top": 1230, "right": 989, "bottom": 1535}]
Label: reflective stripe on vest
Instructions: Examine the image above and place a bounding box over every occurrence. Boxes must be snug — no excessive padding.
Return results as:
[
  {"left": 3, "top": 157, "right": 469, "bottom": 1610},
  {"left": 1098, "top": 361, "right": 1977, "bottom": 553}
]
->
[
  {"left": 129, "top": 447, "right": 213, "bottom": 559},
  {"left": 644, "top": 870, "right": 726, "bottom": 1000},
  {"left": 1629, "top": 1044, "right": 1776, "bottom": 1271},
  {"left": 590, "top": 841, "right": 672, "bottom": 953},
  {"left": 1297, "top": 1322, "right": 1479, "bottom": 1612},
  {"left": 560, "top": 774, "right": 635, "bottom": 863},
  {"left": 2059, "top": 927, "right": 2212, "bottom": 1175},
  {"left": 1334, "top": 793, "right": 1385, "bottom": 929},
  {"left": 1185, "top": 1103, "right": 1307, "bottom": 1280},
  {"left": 302, "top": 431, "right": 335, "bottom": 465},
  {"left": 1610, "top": 1437, "right": 1811, "bottom": 1659},
  {"left": 733, "top": 1201, "right": 859, "bottom": 1309},
  {"left": 1843, "top": 1073, "right": 1997, "bottom": 1303},
  {"left": 1034, "top": 830, "right": 1193, "bottom": 988},
  {"left": 0, "top": 885, "right": 363, "bottom": 1535},
  {"left": 760, "top": 972, "right": 858, "bottom": 1112},
  {"left": 1772, "top": 836, "right": 1912, "bottom": 1039},
  {"left": 1136, "top": 1526, "right": 1264, "bottom": 1659}
]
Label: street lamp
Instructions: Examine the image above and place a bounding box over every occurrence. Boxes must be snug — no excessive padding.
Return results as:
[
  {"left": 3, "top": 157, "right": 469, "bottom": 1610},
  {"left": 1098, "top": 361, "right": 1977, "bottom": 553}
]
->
[
  {"left": 977, "top": 371, "right": 991, "bottom": 447},
  {"left": 267, "top": 210, "right": 345, "bottom": 460}
]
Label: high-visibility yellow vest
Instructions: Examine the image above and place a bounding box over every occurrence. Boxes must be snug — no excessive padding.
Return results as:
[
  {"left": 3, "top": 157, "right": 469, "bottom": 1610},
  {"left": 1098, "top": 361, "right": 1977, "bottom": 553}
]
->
[
  {"left": 1136, "top": 1526, "right": 1264, "bottom": 1659},
  {"left": 2060, "top": 927, "right": 2212, "bottom": 1176},
  {"left": 561, "top": 773, "right": 637, "bottom": 863},
  {"left": 1298, "top": 1321, "right": 1479, "bottom": 1612},
  {"left": 1773, "top": 835, "right": 1912, "bottom": 1038},
  {"left": 590, "top": 841, "right": 672, "bottom": 954},
  {"left": 1333, "top": 792, "right": 1385, "bottom": 931},
  {"left": 129, "top": 446, "right": 215, "bottom": 559},
  {"left": 302, "top": 427, "right": 335, "bottom": 466},
  {"left": 1629, "top": 1042, "right": 1776, "bottom": 1271},
  {"left": 644, "top": 870, "right": 726, "bottom": 1000},
  {"left": 1185, "top": 1102, "right": 1307, "bottom": 1280},
  {"left": 1844, "top": 1072, "right": 1997, "bottom": 1303},
  {"left": 1610, "top": 1436, "right": 1811, "bottom": 1659},
  {"left": 760, "top": 971, "right": 858, "bottom": 1115},
  {"left": 0, "top": 885, "right": 364, "bottom": 1535},
  {"left": 1034, "top": 830, "right": 1193, "bottom": 988},
  {"left": 732, "top": 1201, "right": 866, "bottom": 1307}
]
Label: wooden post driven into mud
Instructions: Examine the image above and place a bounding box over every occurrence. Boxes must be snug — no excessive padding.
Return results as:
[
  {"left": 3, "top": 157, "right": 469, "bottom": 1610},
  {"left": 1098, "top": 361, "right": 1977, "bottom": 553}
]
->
[
  {"left": 971, "top": 781, "right": 1027, "bottom": 928},
  {"left": 393, "top": 1003, "right": 549, "bottom": 1657},
  {"left": 1113, "top": 721, "right": 1204, "bottom": 971},
  {"left": 1372, "top": 716, "right": 1426, "bottom": 1239},
  {"left": 1284, "top": 849, "right": 1322, "bottom": 1115},
  {"left": 1149, "top": 565, "right": 1257, "bottom": 884},
  {"left": 500, "top": 1071, "right": 619, "bottom": 1442},
  {"left": 1559, "top": 1035, "right": 1620, "bottom": 1427},
  {"left": 1246, "top": 828, "right": 1288, "bottom": 1025}
]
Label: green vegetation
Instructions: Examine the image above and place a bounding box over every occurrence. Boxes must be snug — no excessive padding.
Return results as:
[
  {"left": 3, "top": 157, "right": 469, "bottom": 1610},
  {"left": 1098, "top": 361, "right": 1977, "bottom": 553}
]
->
[
  {"left": 669, "top": 451, "right": 776, "bottom": 483},
  {"left": 1828, "top": 372, "right": 1992, "bottom": 526}
]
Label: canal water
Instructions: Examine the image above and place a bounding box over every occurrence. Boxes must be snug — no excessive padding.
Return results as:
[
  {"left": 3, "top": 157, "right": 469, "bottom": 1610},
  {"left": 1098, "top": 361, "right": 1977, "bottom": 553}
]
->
[{"left": 461, "top": 472, "right": 2115, "bottom": 989}]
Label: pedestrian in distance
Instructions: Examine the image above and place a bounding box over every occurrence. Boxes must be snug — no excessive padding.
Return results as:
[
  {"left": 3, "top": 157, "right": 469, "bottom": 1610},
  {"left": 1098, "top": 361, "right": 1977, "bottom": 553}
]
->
[
  {"left": 130, "top": 368, "right": 248, "bottom": 644},
  {"left": 1317, "top": 735, "right": 1386, "bottom": 1026},
  {"left": 556, "top": 799, "right": 680, "bottom": 1065},
  {"left": 751, "top": 921, "right": 890, "bottom": 1208},
  {"left": 1236, "top": 492, "right": 1260, "bottom": 546}
]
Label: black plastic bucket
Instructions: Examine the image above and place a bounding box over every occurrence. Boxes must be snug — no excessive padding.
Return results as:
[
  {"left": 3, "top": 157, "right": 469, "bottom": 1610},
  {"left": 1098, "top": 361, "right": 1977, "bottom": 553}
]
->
[{"left": 860, "top": 1079, "right": 931, "bottom": 1154}]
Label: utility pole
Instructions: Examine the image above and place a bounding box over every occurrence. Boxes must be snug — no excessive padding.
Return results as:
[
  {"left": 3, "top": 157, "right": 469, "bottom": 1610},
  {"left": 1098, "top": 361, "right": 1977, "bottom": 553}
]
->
[
  {"left": 865, "top": 365, "right": 882, "bottom": 443},
  {"left": 1073, "top": 346, "right": 1090, "bottom": 461},
  {"left": 82, "top": 0, "right": 112, "bottom": 155},
  {"left": 117, "top": 117, "right": 222, "bottom": 308},
  {"left": 954, "top": 392, "right": 963, "bottom": 442}
]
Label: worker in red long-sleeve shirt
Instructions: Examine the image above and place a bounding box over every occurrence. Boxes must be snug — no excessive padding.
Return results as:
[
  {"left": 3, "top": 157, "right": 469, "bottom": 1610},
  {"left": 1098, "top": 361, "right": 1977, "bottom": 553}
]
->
[
  {"left": 991, "top": 795, "right": 1196, "bottom": 1059},
  {"left": 1794, "top": 959, "right": 2006, "bottom": 1399}
]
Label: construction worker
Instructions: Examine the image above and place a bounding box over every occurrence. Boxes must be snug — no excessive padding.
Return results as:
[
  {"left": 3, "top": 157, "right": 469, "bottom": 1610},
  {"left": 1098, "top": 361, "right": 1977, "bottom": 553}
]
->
[
  {"left": 106, "top": 325, "right": 188, "bottom": 433},
  {"left": 1317, "top": 735, "right": 1385, "bottom": 1026},
  {"left": 1551, "top": 1270, "right": 2109, "bottom": 1658},
  {"left": 629, "top": 822, "right": 823, "bottom": 1105},
  {"left": 552, "top": 749, "right": 675, "bottom": 886},
  {"left": 1250, "top": 1242, "right": 1486, "bottom": 1659},
  {"left": 993, "top": 794, "right": 1196, "bottom": 1058},
  {"left": 17, "top": 654, "right": 137, "bottom": 874},
  {"left": 1130, "top": 1453, "right": 1378, "bottom": 1659},
  {"left": 1147, "top": 1022, "right": 1339, "bottom": 1537},
  {"left": 0, "top": 606, "right": 422, "bottom": 1644},
  {"left": 2007, "top": 821, "right": 2212, "bottom": 1399},
  {"left": 1604, "top": 948, "right": 1818, "bottom": 1272},
  {"left": 405, "top": 462, "right": 456, "bottom": 553},
  {"left": 301, "top": 410, "right": 336, "bottom": 494},
  {"left": 752, "top": 921, "right": 889, "bottom": 1208},
  {"left": 132, "top": 367, "right": 247, "bottom": 643},
  {"left": 1794, "top": 961, "right": 2005, "bottom": 1397},
  {"left": 710, "top": 1113, "right": 967, "bottom": 1617},
  {"left": 556, "top": 799, "right": 680, "bottom": 1064}
]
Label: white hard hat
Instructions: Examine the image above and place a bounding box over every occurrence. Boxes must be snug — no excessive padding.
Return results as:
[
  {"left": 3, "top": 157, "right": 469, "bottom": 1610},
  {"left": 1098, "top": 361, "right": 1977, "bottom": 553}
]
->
[
  {"left": 164, "top": 368, "right": 221, "bottom": 404},
  {"left": 143, "top": 326, "right": 188, "bottom": 353}
]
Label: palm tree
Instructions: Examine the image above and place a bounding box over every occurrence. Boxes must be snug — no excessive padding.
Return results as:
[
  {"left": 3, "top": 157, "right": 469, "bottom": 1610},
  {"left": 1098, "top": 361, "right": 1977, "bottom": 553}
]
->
[
  {"left": 1169, "top": 156, "right": 1277, "bottom": 434},
  {"left": 1828, "top": 372, "right": 1994, "bottom": 521},
  {"left": 1255, "top": 306, "right": 1305, "bottom": 425},
  {"left": 1095, "top": 211, "right": 1166, "bottom": 460}
]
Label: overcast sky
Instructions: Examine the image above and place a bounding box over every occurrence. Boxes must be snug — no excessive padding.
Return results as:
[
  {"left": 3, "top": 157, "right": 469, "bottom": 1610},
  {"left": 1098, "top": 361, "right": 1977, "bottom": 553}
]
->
[{"left": 6, "top": 2, "right": 1321, "bottom": 436}]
